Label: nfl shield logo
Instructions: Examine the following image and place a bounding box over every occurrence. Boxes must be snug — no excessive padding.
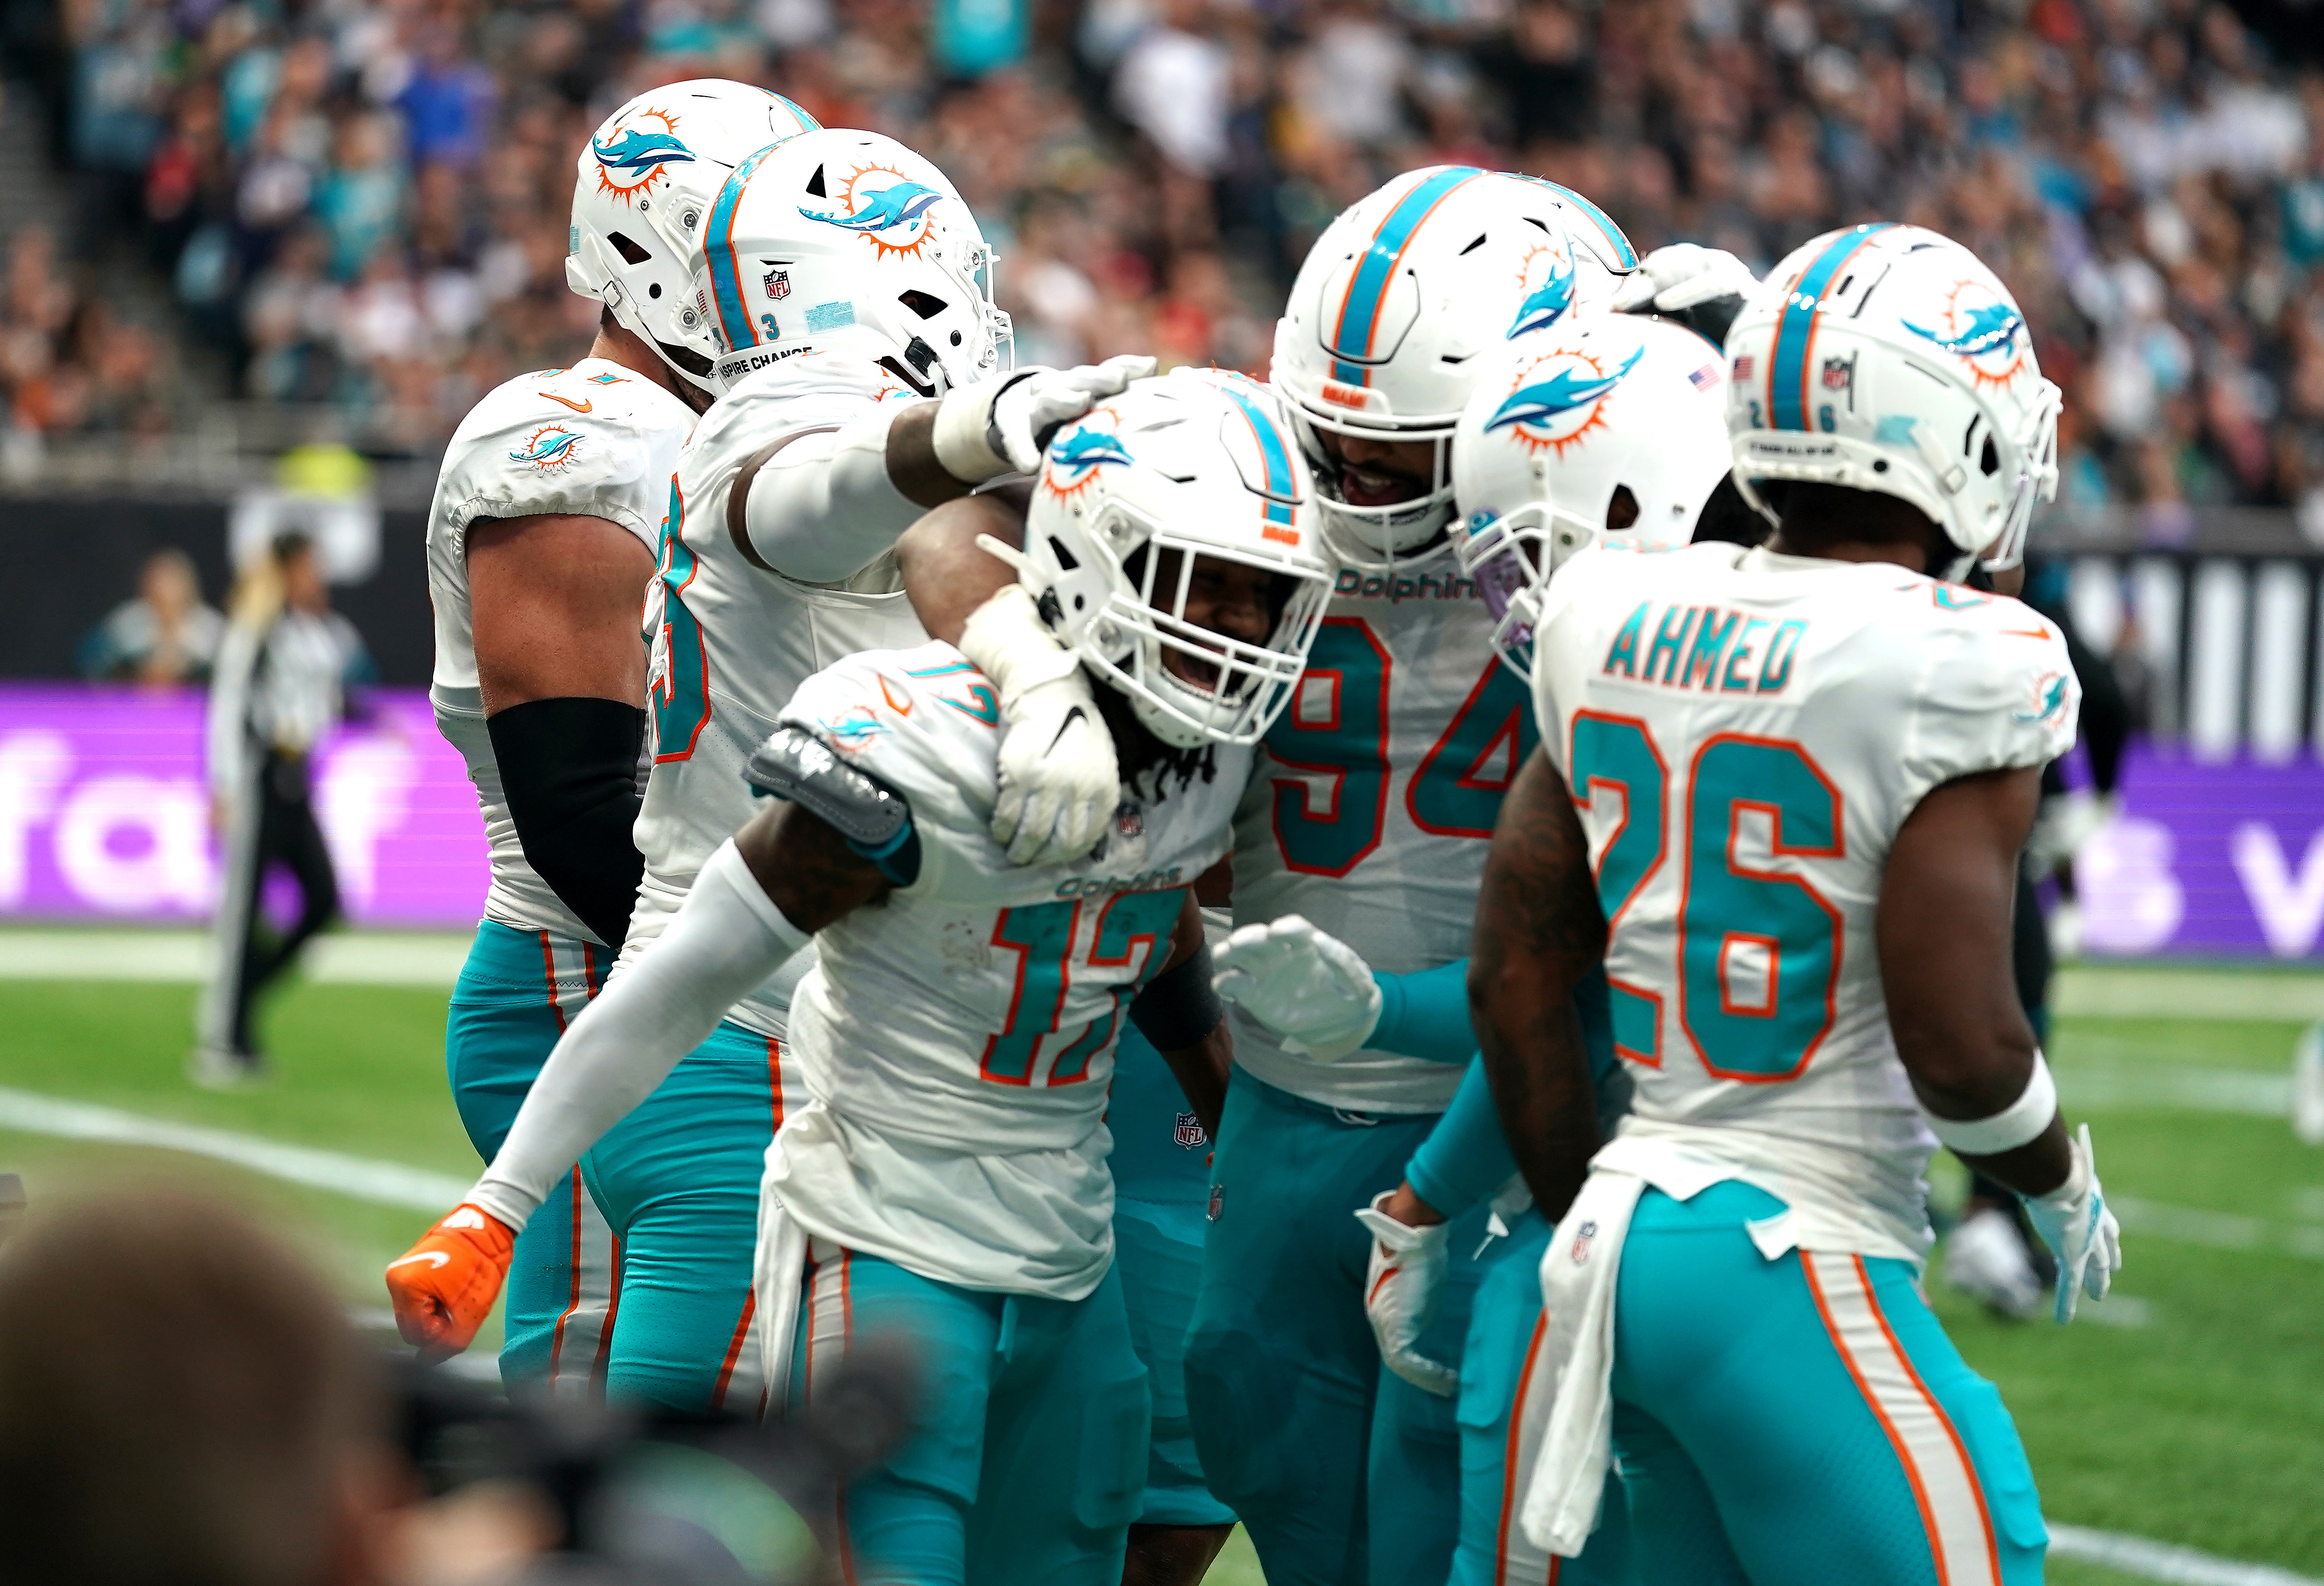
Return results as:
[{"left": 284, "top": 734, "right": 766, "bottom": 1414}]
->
[
  {"left": 1173, "top": 1111, "right": 1208, "bottom": 1149},
  {"left": 765, "top": 268, "right": 790, "bottom": 301},
  {"left": 1822, "top": 357, "right": 1852, "bottom": 391},
  {"left": 1207, "top": 1183, "right": 1223, "bottom": 1222},
  {"left": 1569, "top": 1218, "right": 1599, "bottom": 1263}
]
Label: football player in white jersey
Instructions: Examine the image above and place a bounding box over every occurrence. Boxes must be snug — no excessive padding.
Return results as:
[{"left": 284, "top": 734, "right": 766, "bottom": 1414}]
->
[
  {"left": 1215, "top": 309, "right": 1737, "bottom": 1586},
  {"left": 421, "top": 109, "right": 1153, "bottom": 1412},
  {"left": 383, "top": 372, "right": 1334, "bottom": 1585},
  {"left": 1474, "top": 224, "right": 2120, "bottom": 1585},
  {"left": 425, "top": 80, "right": 818, "bottom": 1395},
  {"left": 1173, "top": 166, "right": 1633, "bottom": 1584}
]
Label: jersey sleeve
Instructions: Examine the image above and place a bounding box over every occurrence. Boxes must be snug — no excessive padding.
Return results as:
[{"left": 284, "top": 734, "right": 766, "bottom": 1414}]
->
[
  {"left": 433, "top": 370, "right": 688, "bottom": 554},
  {"left": 776, "top": 649, "right": 998, "bottom": 898},
  {"left": 1895, "top": 597, "right": 2080, "bottom": 811}
]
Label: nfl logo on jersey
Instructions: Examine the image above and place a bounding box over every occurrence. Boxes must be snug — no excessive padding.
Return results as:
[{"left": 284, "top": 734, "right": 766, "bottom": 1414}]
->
[
  {"left": 1173, "top": 1111, "right": 1208, "bottom": 1149},
  {"left": 765, "top": 268, "right": 790, "bottom": 300},
  {"left": 1569, "top": 1218, "right": 1599, "bottom": 1263}
]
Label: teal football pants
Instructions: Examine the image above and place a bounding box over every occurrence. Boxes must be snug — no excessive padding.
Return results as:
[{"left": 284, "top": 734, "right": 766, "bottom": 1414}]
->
[
  {"left": 1610, "top": 1182, "right": 2047, "bottom": 1586},
  {"left": 581, "top": 1017, "right": 783, "bottom": 1413},
  {"left": 446, "top": 921, "right": 617, "bottom": 1392},
  {"left": 1110, "top": 1026, "right": 1234, "bottom": 1528},
  {"left": 791, "top": 1244, "right": 1149, "bottom": 1586},
  {"left": 1452, "top": 1211, "right": 1632, "bottom": 1586},
  {"left": 1185, "top": 1071, "right": 1494, "bottom": 1585}
]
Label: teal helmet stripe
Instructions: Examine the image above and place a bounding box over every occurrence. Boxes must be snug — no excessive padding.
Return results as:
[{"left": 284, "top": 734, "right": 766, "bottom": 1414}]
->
[
  {"left": 1768, "top": 223, "right": 1895, "bottom": 431},
  {"left": 1218, "top": 380, "right": 1300, "bottom": 528},
  {"left": 1329, "top": 166, "right": 1483, "bottom": 387},
  {"left": 764, "top": 91, "right": 821, "bottom": 133},
  {"left": 1525, "top": 177, "right": 1638, "bottom": 268},
  {"left": 705, "top": 141, "right": 786, "bottom": 352}
]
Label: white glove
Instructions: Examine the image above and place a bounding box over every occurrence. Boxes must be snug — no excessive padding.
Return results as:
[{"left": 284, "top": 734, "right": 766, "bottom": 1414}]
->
[
  {"left": 1355, "top": 1192, "right": 1455, "bottom": 1396},
  {"left": 1210, "top": 914, "right": 1383, "bottom": 1061},
  {"left": 958, "top": 583, "right": 1120, "bottom": 865},
  {"left": 1610, "top": 243, "right": 1758, "bottom": 314},
  {"left": 930, "top": 354, "right": 1157, "bottom": 482},
  {"left": 2021, "top": 1123, "right": 2123, "bottom": 1325}
]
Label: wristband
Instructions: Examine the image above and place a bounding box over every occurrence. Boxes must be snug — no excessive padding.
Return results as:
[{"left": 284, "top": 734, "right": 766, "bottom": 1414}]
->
[{"left": 1924, "top": 1052, "right": 2057, "bottom": 1156}]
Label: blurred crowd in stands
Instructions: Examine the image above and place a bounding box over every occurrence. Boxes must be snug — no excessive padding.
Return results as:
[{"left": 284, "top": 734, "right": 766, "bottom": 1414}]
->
[{"left": 13, "top": 0, "right": 2324, "bottom": 530}]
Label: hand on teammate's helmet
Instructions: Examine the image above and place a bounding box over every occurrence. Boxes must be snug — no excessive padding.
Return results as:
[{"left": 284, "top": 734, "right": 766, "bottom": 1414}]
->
[
  {"left": 385, "top": 1202, "right": 516, "bottom": 1361},
  {"left": 960, "top": 583, "right": 1124, "bottom": 865},
  {"left": 1211, "top": 914, "right": 1383, "bottom": 1061},
  {"left": 1610, "top": 244, "right": 1759, "bottom": 314},
  {"left": 1355, "top": 1191, "right": 1456, "bottom": 1396},
  {"left": 990, "top": 355, "right": 1157, "bottom": 475},
  {"left": 2022, "top": 1123, "right": 2123, "bottom": 1324}
]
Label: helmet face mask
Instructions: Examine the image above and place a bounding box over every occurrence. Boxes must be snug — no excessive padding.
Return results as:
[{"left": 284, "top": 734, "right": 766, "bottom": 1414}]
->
[
  {"left": 1449, "top": 315, "right": 1735, "bottom": 676},
  {"left": 1271, "top": 167, "right": 1630, "bottom": 572},
  {"left": 1724, "top": 223, "right": 2061, "bottom": 573},
  {"left": 1021, "top": 371, "right": 1336, "bottom": 751}
]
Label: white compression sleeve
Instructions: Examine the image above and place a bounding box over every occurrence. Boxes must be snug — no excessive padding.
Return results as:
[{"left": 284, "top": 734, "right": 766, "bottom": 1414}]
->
[
  {"left": 742, "top": 407, "right": 924, "bottom": 584},
  {"left": 468, "top": 840, "right": 812, "bottom": 1231}
]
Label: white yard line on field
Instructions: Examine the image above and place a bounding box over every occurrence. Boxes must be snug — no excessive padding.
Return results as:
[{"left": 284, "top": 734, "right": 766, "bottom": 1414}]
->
[
  {"left": 2052, "top": 1525, "right": 2324, "bottom": 1585},
  {"left": 2052, "top": 968, "right": 2324, "bottom": 1023},
  {"left": 0, "top": 930, "right": 469, "bottom": 987},
  {"left": 0, "top": 1086, "right": 469, "bottom": 1210}
]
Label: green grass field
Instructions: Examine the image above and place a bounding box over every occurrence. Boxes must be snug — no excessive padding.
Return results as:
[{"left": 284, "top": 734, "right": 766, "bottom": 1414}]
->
[{"left": 0, "top": 951, "right": 2319, "bottom": 1583}]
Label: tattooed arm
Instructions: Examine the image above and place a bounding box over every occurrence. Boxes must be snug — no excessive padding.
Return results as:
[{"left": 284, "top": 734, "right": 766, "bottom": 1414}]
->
[{"left": 1468, "top": 746, "right": 1609, "bottom": 1222}]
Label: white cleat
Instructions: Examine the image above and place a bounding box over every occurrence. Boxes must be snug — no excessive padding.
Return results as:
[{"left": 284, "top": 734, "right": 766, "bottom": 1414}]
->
[
  {"left": 186, "top": 1044, "right": 267, "bottom": 1091},
  {"left": 1944, "top": 1206, "right": 2044, "bottom": 1320}
]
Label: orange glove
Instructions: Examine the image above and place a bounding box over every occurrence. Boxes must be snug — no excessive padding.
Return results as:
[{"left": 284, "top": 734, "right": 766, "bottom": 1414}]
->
[{"left": 385, "top": 1203, "right": 515, "bottom": 1361}]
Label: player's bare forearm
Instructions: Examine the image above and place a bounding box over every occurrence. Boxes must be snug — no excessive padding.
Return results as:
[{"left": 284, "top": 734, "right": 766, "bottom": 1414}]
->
[
  {"left": 1879, "top": 764, "right": 2071, "bottom": 1195},
  {"left": 883, "top": 400, "right": 975, "bottom": 507},
  {"left": 1469, "top": 748, "right": 1607, "bottom": 1221},
  {"left": 732, "top": 801, "right": 891, "bottom": 931},
  {"left": 1157, "top": 892, "right": 1228, "bottom": 1136},
  {"left": 468, "top": 513, "right": 655, "bottom": 712},
  {"left": 1162, "top": 1025, "right": 1230, "bottom": 1142},
  {"left": 895, "top": 492, "right": 1028, "bottom": 644}
]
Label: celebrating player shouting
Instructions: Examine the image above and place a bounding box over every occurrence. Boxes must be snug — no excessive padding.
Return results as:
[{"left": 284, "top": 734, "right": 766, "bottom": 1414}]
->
[
  {"left": 1479, "top": 224, "right": 2119, "bottom": 1584},
  {"left": 388, "top": 372, "right": 1334, "bottom": 1583}
]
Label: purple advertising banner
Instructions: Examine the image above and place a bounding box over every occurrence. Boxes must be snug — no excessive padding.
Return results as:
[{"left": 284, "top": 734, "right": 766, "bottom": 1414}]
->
[
  {"left": 2074, "top": 743, "right": 2324, "bottom": 959},
  {"left": 0, "top": 683, "right": 487, "bottom": 928},
  {"left": 2, "top": 685, "right": 2323, "bottom": 956}
]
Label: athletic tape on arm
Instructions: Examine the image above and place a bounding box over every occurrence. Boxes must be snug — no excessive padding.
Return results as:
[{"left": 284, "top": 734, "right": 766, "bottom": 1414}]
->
[{"left": 1923, "top": 1051, "right": 2058, "bottom": 1156}]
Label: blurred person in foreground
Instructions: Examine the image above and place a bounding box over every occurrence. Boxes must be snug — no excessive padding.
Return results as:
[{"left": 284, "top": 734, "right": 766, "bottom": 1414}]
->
[
  {"left": 0, "top": 1186, "right": 399, "bottom": 1586},
  {"left": 196, "top": 530, "right": 372, "bottom": 1087},
  {"left": 78, "top": 546, "right": 225, "bottom": 683}
]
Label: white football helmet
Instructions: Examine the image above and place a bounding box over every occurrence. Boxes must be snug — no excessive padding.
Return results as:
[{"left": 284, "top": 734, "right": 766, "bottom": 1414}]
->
[
  {"left": 1725, "top": 222, "right": 2061, "bottom": 571},
  {"left": 567, "top": 81, "right": 824, "bottom": 402},
  {"left": 1017, "top": 370, "right": 1335, "bottom": 749},
  {"left": 1451, "top": 315, "right": 1733, "bottom": 674},
  {"left": 1270, "top": 167, "right": 1628, "bottom": 570}
]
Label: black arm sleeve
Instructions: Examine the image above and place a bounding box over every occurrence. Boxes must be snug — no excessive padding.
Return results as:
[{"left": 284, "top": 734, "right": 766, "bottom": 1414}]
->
[
  {"left": 1129, "top": 943, "right": 1223, "bottom": 1051},
  {"left": 487, "top": 696, "right": 648, "bottom": 952}
]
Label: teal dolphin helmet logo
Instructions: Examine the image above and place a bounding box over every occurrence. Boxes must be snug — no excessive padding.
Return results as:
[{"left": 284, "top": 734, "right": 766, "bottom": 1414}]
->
[
  {"left": 1507, "top": 257, "right": 1576, "bottom": 338},
  {"left": 1484, "top": 345, "right": 1645, "bottom": 454},
  {"left": 593, "top": 125, "right": 695, "bottom": 178},
  {"left": 1041, "top": 424, "right": 1134, "bottom": 497},
  {"left": 1903, "top": 299, "right": 2023, "bottom": 360},
  {"left": 800, "top": 179, "right": 944, "bottom": 239}
]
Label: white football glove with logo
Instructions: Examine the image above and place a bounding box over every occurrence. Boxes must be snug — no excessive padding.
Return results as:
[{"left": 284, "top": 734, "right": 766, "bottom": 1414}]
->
[
  {"left": 932, "top": 354, "right": 1157, "bottom": 481},
  {"left": 959, "top": 583, "right": 1121, "bottom": 866},
  {"left": 1356, "top": 1191, "right": 1455, "bottom": 1396},
  {"left": 1210, "top": 914, "right": 1383, "bottom": 1061},
  {"left": 1609, "top": 243, "right": 1759, "bottom": 314},
  {"left": 2022, "top": 1123, "right": 2123, "bottom": 1324}
]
